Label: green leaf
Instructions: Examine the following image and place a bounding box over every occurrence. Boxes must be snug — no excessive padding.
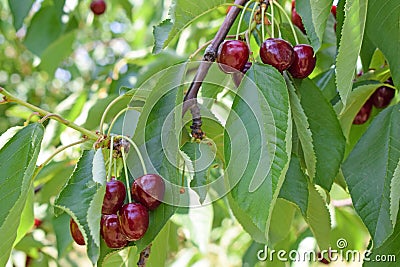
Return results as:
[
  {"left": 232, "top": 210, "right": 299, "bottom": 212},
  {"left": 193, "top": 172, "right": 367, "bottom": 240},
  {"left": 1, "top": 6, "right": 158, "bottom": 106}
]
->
[
  {"left": 39, "top": 30, "right": 77, "bottom": 74},
  {"left": 52, "top": 212, "right": 73, "bottom": 258},
  {"left": 8, "top": 0, "right": 34, "bottom": 30},
  {"left": 102, "top": 246, "right": 138, "bottom": 267},
  {"left": 14, "top": 187, "right": 34, "bottom": 246},
  {"left": 225, "top": 63, "right": 292, "bottom": 242},
  {"left": 152, "top": 0, "right": 228, "bottom": 53},
  {"left": 364, "top": 213, "right": 400, "bottom": 267},
  {"left": 54, "top": 149, "right": 106, "bottom": 264},
  {"left": 287, "top": 79, "right": 316, "bottom": 181},
  {"left": 23, "top": 3, "right": 65, "bottom": 56},
  {"left": 0, "top": 125, "right": 23, "bottom": 149},
  {"left": 306, "top": 183, "right": 331, "bottom": 251},
  {"left": 343, "top": 104, "right": 400, "bottom": 247},
  {"left": 268, "top": 198, "right": 296, "bottom": 246},
  {"left": 279, "top": 155, "right": 309, "bottom": 217},
  {"left": 365, "top": 0, "right": 400, "bottom": 89},
  {"left": 296, "top": 0, "right": 333, "bottom": 51},
  {"left": 335, "top": 0, "right": 368, "bottom": 106},
  {"left": 0, "top": 123, "right": 44, "bottom": 267},
  {"left": 336, "top": 82, "right": 382, "bottom": 139},
  {"left": 181, "top": 141, "right": 216, "bottom": 203},
  {"left": 295, "top": 78, "right": 346, "bottom": 191}
]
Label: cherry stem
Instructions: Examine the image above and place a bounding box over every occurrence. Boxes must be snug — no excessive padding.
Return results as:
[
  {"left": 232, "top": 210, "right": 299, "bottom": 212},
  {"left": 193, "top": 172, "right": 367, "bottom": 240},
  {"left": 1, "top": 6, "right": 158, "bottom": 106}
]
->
[
  {"left": 261, "top": 3, "right": 266, "bottom": 40},
  {"left": 273, "top": 0, "right": 299, "bottom": 44},
  {"left": 118, "top": 135, "right": 148, "bottom": 175},
  {"left": 33, "top": 138, "right": 89, "bottom": 181},
  {"left": 24, "top": 112, "right": 40, "bottom": 126},
  {"left": 236, "top": 0, "right": 254, "bottom": 40},
  {"left": 0, "top": 87, "right": 98, "bottom": 140},
  {"left": 99, "top": 94, "right": 127, "bottom": 134},
  {"left": 108, "top": 136, "right": 114, "bottom": 182},
  {"left": 107, "top": 107, "right": 136, "bottom": 136},
  {"left": 247, "top": 1, "right": 259, "bottom": 41},
  {"left": 182, "top": 0, "right": 250, "bottom": 134},
  {"left": 270, "top": 0, "right": 275, "bottom": 38},
  {"left": 121, "top": 146, "right": 132, "bottom": 203}
]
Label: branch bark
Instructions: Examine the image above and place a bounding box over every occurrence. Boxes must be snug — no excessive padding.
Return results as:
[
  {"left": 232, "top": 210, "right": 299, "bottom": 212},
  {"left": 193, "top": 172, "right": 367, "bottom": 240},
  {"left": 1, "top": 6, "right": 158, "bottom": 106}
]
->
[
  {"left": 182, "top": 0, "right": 250, "bottom": 139},
  {"left": 137, "top": 244, "right": 152, "bottom": 267}
]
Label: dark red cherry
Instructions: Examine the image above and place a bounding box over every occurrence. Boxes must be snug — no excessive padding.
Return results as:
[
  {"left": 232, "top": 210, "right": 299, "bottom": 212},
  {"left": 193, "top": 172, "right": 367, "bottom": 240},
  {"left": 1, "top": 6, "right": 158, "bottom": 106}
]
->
[
  {"left": 217, "top": 40, "right": 250, "bottom": 73},
  {"left": 291, "top": 1, "right": 305, "bottom": 33},
  {"left": 119, "top": 203, "right": 149, "bottom": 241},
  {"left": 131, "top": 174, "right": 165, "bottom": 210},
  {"left": 70, "top": 218, "right": 85, "bottom": 245},
  {"left": 288, "top": 44, "right": 316, "bottom": 79},
  {"left": 371, "top": 78, "right": 395, "bottom": 108},
  {"left": 353, "top": 99, "right": 373, "bottom": 124},
  {"left": 101, "top": 214, "right": 128, "bottom": 249},
  {"left": 260, "top": 38, "right": 294, "bottom": 72},
  {"left": 102, "top": 178, "right": 126, "bottom": 215},
  {"left": 90, "top": 0, "right": 106, "bottom": 16}
]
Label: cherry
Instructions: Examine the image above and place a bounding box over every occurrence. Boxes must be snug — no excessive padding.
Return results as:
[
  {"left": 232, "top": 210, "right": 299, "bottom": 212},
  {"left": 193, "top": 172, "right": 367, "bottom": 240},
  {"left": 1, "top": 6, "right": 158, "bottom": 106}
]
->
[
  {"left": 102, "top": 178, "right": 126, "bottom": 215},
  {"left": 90, "top": 0, "right": 106, "bottom": 16},
  {"left": 131, "top": 174, "right": 165, "bottom": 210},
  {"left": 34, "top": 218, "right": 42, "bottom": 228},
  {"left": 232, "top": 62, "right": 252, "bottom": 87},
  {"left": 217, "top": 40, "right": 250, "bottom": 73},
  {"left": 288, "top": 44, "right": 316, "bottom": 79},
  {"left": 331, "top": 5, "right": 337, "bottom": 18},
  {"left": 353, "top": 99, "right": 373, "bottom": 124},
  {"left": 119, "top": 203, "right": 149, "bottom": 241},
  {"left": 101, "top": 214, "right": 128, "bottom": 249},
  {"left": 70, "top": 218, "right": 85, "bottom": 245},
  {"left": 260, "top": 38, "right": 294, "bottom": 72},
  {"left": 371, "top": 78, "right": 395, "bottom": 108},
  {"left": 291, "top": 1, "right": 305, "bottom": 33}
]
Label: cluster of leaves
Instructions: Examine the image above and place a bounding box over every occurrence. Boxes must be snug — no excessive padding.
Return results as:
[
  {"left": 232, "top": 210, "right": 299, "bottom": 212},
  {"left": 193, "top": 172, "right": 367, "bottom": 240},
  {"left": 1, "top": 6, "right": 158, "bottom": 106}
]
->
[{"left": 0, "top": 0, "right": 399, "bottom": 266}]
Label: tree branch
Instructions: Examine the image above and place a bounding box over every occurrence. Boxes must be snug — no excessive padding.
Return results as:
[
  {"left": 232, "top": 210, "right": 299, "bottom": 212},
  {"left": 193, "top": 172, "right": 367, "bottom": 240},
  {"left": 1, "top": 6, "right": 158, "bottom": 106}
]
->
[
  {"left": 137, "top": 244, "right": 152, "bottom": 267},
  {"left": 182, "top": 0, "right": 250, "bottom": 138}
]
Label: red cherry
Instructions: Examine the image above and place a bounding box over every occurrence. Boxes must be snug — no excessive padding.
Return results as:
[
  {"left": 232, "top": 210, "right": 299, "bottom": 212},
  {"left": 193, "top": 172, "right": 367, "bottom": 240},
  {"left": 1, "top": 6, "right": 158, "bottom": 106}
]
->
[
  {"left": 34, "top": 218, "right": 42, "bottom": 228},
  {"left": 291, "top": 1, "right": 306, "bottom": 33},
  {"left": 131, "top": 174, "right": 165, "bottom": 210},
  {"left": 101, "top": 214, "right": 128, "bottom": 249},
  {"left": 331, "top": 5, "right": 337, "bottom": 18},
  {"left": 260, "top": 38, "right": 294, "bottom": 72},
  {"left": 217, "top": 40, "right": 250, "bottom": 73},
  {"left": 90, "top": 0, "right": 106, "bottom": 16},
  {"left": 371, "top": 78, "right": 395, "bottom": 108},
  {"left": 70, "top": 218, "right": 85, "bottom": 245},
  {"left": 288, "top": 44, "right": 316, "bottom": 79},
  {"left": 119, "top": 203, "right": 149, "bottom": 241},
  {"left": 102, "top": 178, "right": 126, "bottom": 215},
  {"left": 353, "top": 99, "right": 373, "bottom": 124}
]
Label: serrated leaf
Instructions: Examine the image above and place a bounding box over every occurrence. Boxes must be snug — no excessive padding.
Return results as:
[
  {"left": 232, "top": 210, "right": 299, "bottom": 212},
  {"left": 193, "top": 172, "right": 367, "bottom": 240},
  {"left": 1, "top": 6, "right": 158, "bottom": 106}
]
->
[
  {"left": 225, "top": 63, "right": 292, "bottom": 242},
  {"left": 343, "top": 104, "right": 400, "bottom": 247},
  {"left": 336, "top": 82, "right": 382, "bottom": 139},
  {"left": 14, "top": 187, "right": 34, "bottom": 246},
  {"left": 268, "top": 198, "right": 296, "bottom": 246},
  {"left": 287, "top": 79, "right": 316, "bottom": 181},
  {"left": 335, "top": 0, "right": 368, "bottom": 106},
  {"left": 8, "top": 0, "right": 34, "bottom": 30},
  {"left": 279, "top": 155, "right": 309, "bottom": 217},
  {"left": 307, "top": 183, "right": 331, "bottom": 251},
  {"left": 365, "top": 0, "right": 400, "bottom": 89},
  {"left": 121, "top": 63, "right": 188, "bottom": 256},
  {"left": 52, "top": 212, "right": 73, "bottom": 258},
  {"left": 295, "top": 78, "right": 345, "bottom": 191},
  {"left": 54, "top": 149, "right": 106, "bottom": 264},
  {"left": 296, "top": 0, "right": 333, "bottom": 51},
  {"left": 0, "top": 123, "right": 44, "bottom": 266},
  {"left": 0, "top": 125, "right": 22, "bottom": 149},
  {"left": 390, "top": 160, "right": 400, "bottom": 226},
  {"left": 152, "top": 0, "right": 228, "bottom": 53}
]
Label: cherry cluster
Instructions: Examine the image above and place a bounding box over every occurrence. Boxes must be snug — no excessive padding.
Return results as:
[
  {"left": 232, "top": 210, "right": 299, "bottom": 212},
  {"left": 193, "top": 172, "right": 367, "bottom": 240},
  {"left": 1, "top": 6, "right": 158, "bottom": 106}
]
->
[
  {"left": 216, "top": 1, "right": 317, "bottom": 82},
  {"left": 70, "top": 174, "right": 165, "bottom": 249},
  {"left": 353, "top": 78, "right": 395, "bottom": 124}
]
